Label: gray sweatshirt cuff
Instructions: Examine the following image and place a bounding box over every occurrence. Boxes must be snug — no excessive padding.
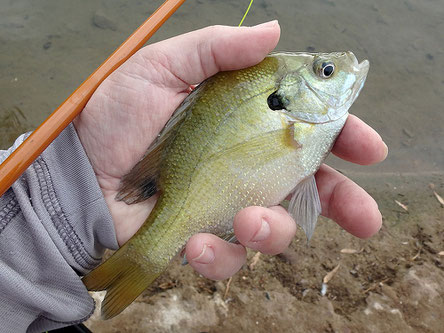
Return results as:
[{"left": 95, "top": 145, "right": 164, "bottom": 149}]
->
[{"left": 0, "top": 124, "right": 118, "bottom": 332}]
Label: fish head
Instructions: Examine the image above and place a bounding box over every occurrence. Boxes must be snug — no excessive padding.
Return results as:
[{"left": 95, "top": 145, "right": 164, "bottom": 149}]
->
[{"left": 269, "top": 52, "right": 369, "bottom": 123}]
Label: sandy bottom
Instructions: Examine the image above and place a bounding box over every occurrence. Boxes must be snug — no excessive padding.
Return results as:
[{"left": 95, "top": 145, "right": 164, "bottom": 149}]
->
[{"left": 85, "top": 172, "right": 444, "bottom": 333}]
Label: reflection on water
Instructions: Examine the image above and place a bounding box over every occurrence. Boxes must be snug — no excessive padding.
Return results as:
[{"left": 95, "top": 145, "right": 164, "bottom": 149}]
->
[{"left": 0, "top": 0, "right": 443, "bottom": 172}]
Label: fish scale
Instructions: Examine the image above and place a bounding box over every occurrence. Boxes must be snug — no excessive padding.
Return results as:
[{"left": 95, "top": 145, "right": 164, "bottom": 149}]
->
[{"left": 82, "top": 51, "right": 369, "bottom": 319}]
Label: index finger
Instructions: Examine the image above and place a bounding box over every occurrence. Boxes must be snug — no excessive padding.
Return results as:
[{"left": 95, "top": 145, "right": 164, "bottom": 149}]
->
[{"left": 332, "top": 115, "right": 388, "bottom": 165}]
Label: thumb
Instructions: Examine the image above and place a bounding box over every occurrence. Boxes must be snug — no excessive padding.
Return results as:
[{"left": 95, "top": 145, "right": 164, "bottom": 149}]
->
[{"left": 138, "top": 21, "right": 281, "bottom": 87}]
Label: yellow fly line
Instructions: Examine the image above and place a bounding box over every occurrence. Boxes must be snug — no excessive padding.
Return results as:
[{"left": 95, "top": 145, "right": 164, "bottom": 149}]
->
[{"left": 239, "top": 0, "right": 254, "bottom": 26}]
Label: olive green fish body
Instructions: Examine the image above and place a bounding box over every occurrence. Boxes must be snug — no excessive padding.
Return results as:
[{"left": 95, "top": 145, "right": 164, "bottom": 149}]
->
[
  {"left": 130, "top": 57, "right": 346, "bottom": 267},
  {"left": 83, "top": 52, "right": 369, "bottom": 319}
]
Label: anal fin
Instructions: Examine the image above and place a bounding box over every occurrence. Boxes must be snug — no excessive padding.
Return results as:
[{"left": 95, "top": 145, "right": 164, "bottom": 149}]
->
[{"left": 287, "top": 175, "right": 322, "bottom": 241}]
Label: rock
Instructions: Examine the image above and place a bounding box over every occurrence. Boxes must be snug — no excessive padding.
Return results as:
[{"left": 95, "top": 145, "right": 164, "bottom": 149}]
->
[{"left": 42, "top": 41, "right": 51, "bottom": 50}]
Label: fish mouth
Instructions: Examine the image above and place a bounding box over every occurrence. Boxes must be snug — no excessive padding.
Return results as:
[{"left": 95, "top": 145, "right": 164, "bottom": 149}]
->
[
  {"left": 347, "top": 52, "right": 370, "bottom": 105},
  {"left": 347, "top": 51, "right": 369, "bottom": 82},
  {"left": 347, "top": 51, "right": 369, "bottom": 72}
]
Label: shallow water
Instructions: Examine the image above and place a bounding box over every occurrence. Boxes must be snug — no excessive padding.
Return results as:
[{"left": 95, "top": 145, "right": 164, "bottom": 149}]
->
[{"left": 0, "top": 0, "right": 443, "bottom": 173}]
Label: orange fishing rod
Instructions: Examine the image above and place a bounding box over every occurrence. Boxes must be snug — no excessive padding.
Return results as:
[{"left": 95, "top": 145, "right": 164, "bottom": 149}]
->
[{"left": 0, "top": 0, "right": 186, "bottom": 197}]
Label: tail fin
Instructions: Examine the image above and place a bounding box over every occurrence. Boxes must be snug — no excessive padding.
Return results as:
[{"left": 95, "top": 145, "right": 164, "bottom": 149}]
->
[{"left": 82, "top": 244, "right": 160, "bottom": 319}]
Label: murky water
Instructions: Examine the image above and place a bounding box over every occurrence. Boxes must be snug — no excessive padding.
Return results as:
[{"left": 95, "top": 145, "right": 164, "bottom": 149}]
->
[{"left": 0, "top": 0, "right": 443, "bottom": 173}]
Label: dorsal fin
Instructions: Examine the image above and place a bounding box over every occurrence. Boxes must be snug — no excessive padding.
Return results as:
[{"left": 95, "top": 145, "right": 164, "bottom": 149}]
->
[
  {"left": 116, "top": 89, "right": 198, "bottom": 204},
  {"left": 115, "top": 141, "right": 166, "bottom": 204}
]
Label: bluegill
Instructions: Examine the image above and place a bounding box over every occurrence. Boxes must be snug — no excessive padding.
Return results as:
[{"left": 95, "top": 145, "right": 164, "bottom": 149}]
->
[{"left": 83, "top": 52, "right": 369, "bottom": 318}]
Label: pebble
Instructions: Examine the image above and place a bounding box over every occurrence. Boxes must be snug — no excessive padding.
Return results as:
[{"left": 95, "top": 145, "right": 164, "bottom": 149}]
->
[{"left": 42, "top": 41, "right": 51, "bottom": 50}]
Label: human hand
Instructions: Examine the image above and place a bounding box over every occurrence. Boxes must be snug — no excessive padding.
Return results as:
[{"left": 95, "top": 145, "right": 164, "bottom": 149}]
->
[{"left": 74, "top": 21, "right": 387, "bottom": 280}]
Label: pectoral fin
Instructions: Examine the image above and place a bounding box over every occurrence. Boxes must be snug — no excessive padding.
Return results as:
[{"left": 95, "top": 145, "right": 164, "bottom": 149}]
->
[{"left": 288, "top": 175, "right": 321, "bottom": 241}]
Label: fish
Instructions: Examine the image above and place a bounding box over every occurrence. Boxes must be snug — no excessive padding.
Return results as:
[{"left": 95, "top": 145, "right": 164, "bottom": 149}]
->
[{"left": 82, "top": 51, "right": 369, "bottom": 319}]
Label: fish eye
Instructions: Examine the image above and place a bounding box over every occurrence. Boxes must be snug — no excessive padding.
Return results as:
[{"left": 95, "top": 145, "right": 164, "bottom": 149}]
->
[
  {"left": 267, "top": 91, "right": 286, "bottom": 110},
  {"left": 314, "top": 61, "right": 335, "bottom": 79}
]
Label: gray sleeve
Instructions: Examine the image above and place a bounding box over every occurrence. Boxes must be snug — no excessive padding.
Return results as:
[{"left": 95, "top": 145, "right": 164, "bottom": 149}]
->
[{"left": 0, "top": 124, "right": 119, "bottom": 332}]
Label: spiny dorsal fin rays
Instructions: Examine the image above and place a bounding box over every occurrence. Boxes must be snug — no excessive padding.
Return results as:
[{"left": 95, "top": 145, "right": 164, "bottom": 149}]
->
[{"left": 116, "top": 91, "right": 196, "bottom": 204}]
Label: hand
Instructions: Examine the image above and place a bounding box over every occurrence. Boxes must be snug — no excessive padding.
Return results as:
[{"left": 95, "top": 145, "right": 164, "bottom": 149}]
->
[{"left": 74, "top": 21, "right": 387, "bottom": 280}]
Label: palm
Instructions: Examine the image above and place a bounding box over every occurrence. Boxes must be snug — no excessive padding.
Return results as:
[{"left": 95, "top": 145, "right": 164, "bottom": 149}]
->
[
  {"left": 74, "top": 52, "right": 195, "bottom": 243},
  {"left": 76, "top": 54, "right": 189, "bottom": 183}
]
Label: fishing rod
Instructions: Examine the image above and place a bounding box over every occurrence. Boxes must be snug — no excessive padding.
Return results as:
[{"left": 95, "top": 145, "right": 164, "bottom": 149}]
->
[{"left": 0, "top": 0, "right": 186, "bottom": 197}]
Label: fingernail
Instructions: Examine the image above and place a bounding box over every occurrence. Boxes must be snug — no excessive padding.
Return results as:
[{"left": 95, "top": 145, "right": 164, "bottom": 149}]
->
[
  {"left": 253, "top": 20, "right": 278, "bottom": 28},
  {"left": 382, "top": 141, "right": 389, "bottom": 160},
  {"left": 192, "top": 244, "right": 215, "bottom": 264},
  {"left": 251, "top": 219, "right": 271, "bottom": 242}
]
